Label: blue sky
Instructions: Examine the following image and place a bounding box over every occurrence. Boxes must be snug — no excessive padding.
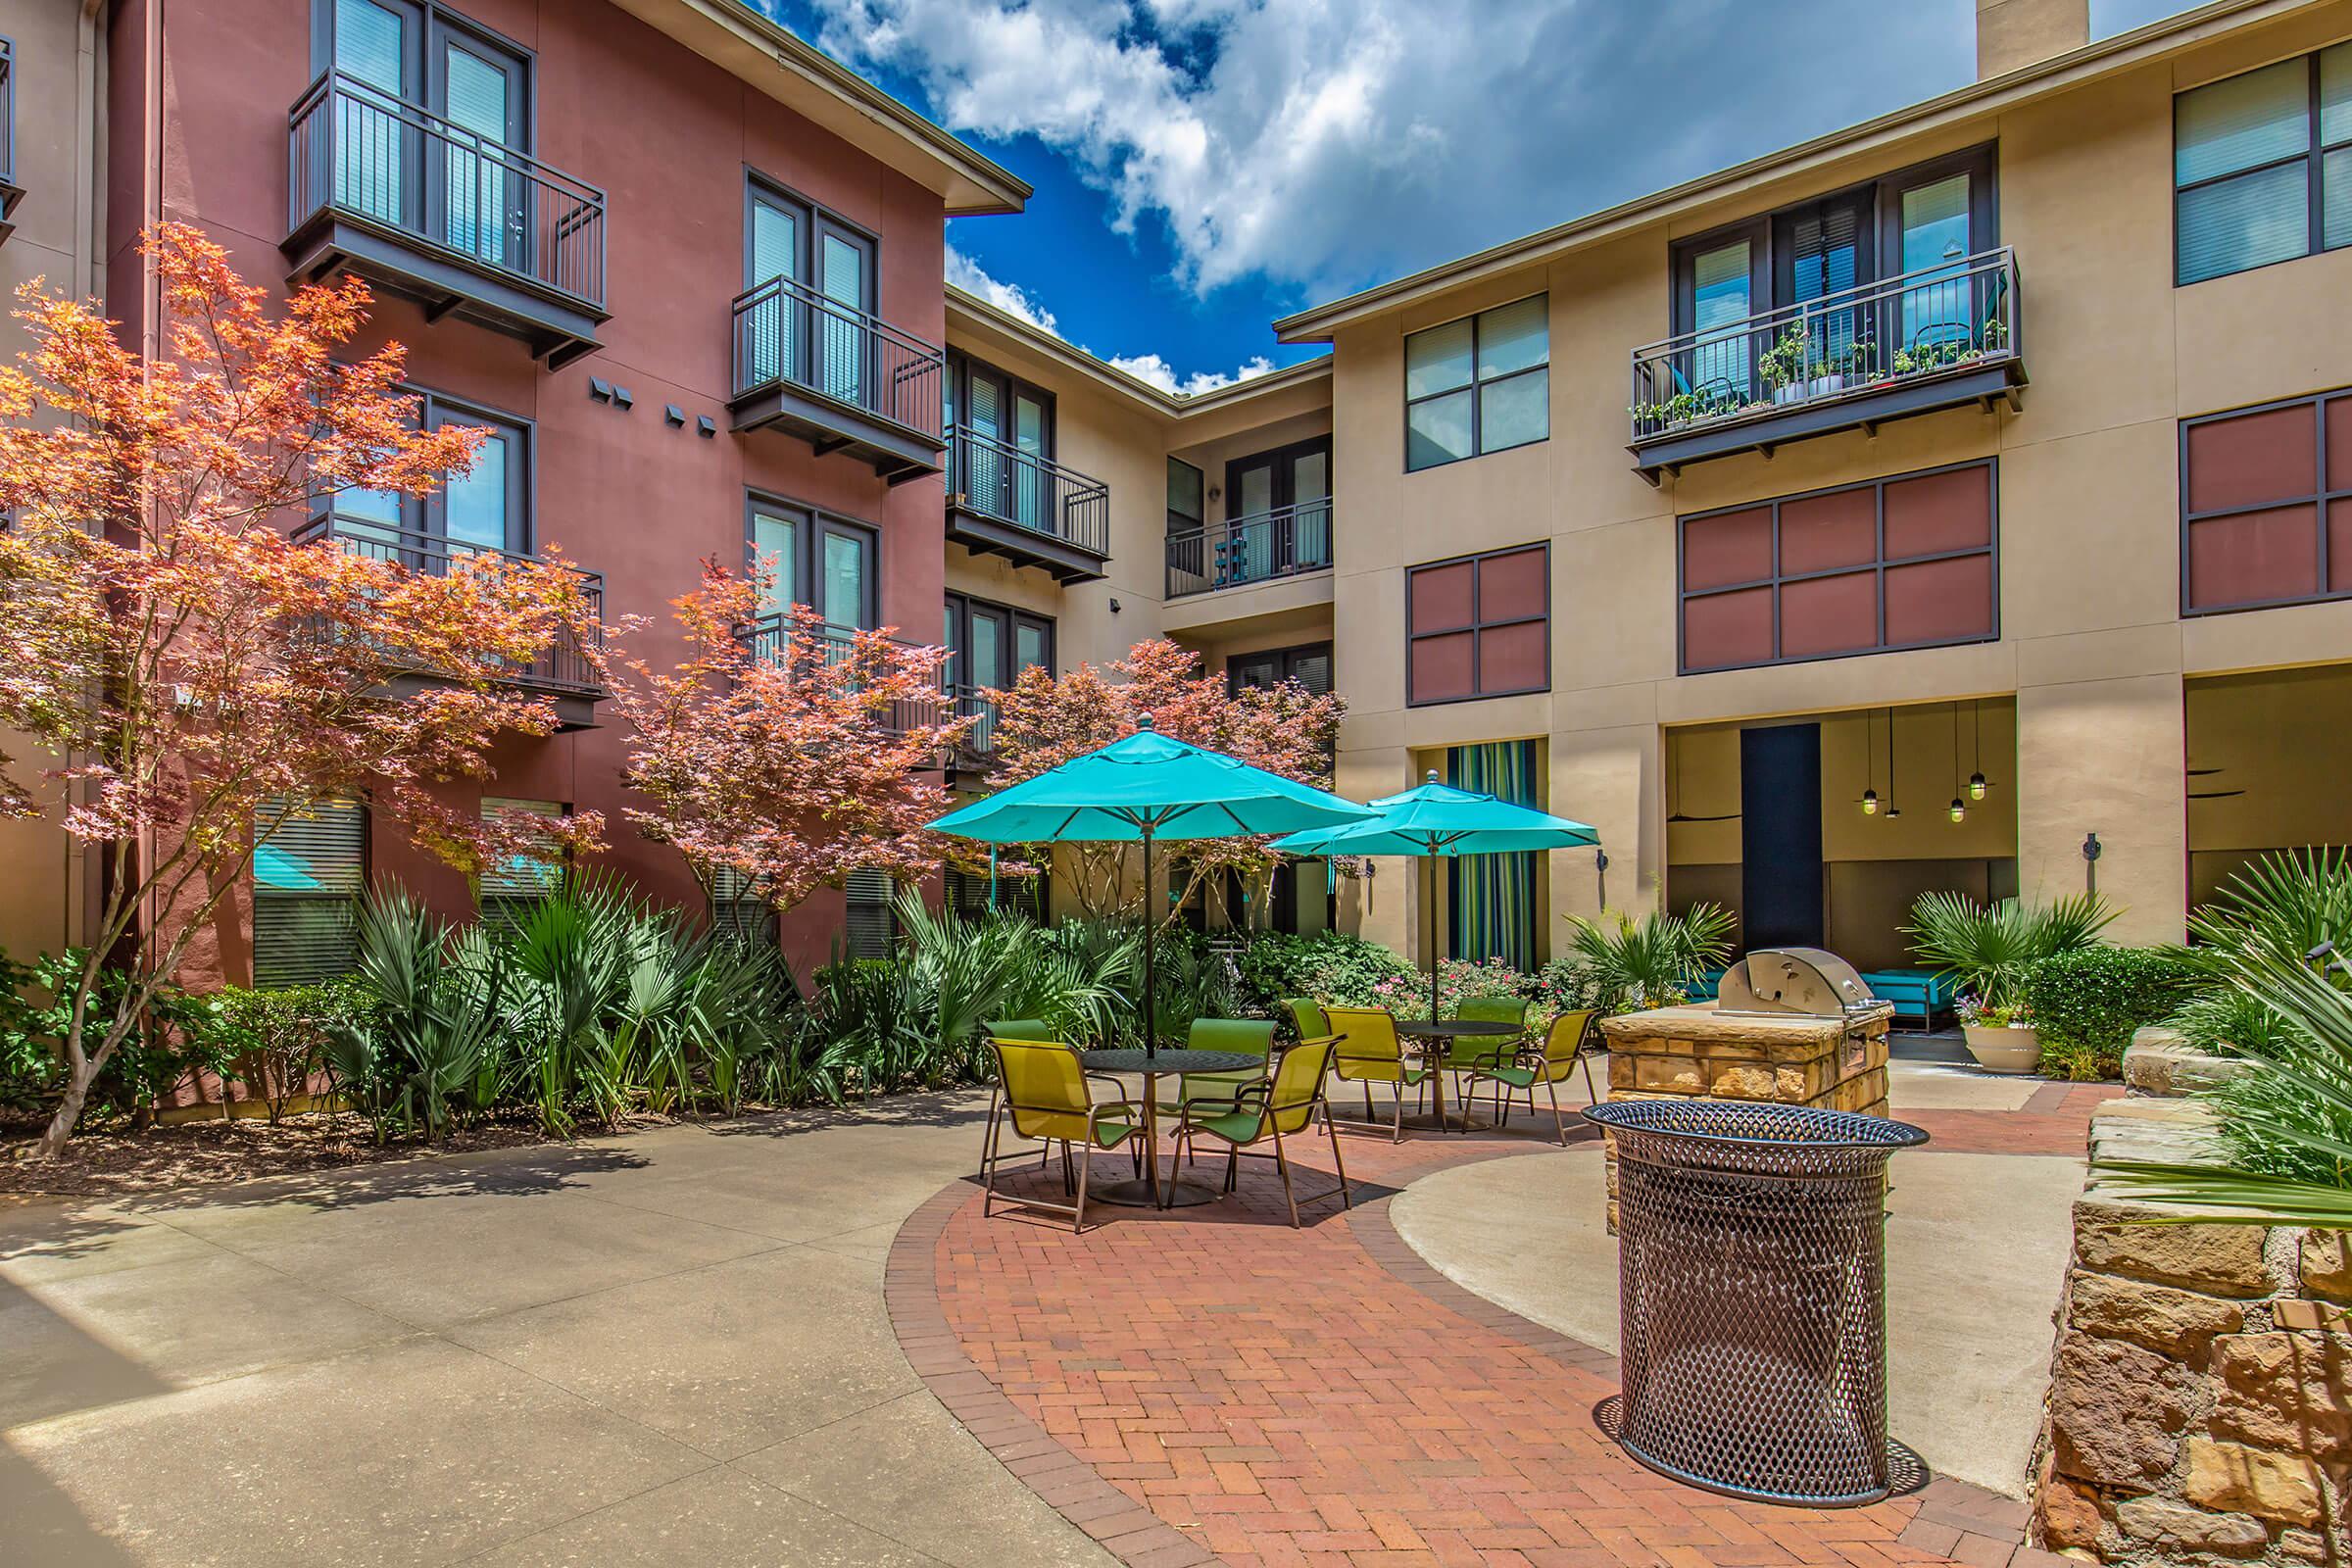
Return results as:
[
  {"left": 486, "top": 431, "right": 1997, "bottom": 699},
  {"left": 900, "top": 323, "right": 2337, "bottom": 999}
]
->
[{"left": 759, "top": 0, "right": 2199, "bottom": 393}]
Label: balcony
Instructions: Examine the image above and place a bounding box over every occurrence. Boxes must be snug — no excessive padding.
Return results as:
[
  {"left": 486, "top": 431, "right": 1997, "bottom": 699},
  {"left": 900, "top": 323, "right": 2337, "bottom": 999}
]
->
[
  {"left": 284, "top": 73, "right": 608, "bottom": 369},
  {"left": 0, "top": 40, "right": 22, "bottom": 245},
  {"left": 1628, "top": 247, "right": 2025, "bottom": 482},
  {"left": 728, "top": 276, "right": 947, "bottom": 484},
  {"left": 1165, "top": 500, "right": 1334, "bottom": 599},
  {"left": 946, "top": 426, "right": 1110, "bottom": 583},
  {"left": 739, "top": 614, "right": 956, "bottom": 733},
  {"left": 295, "top": 512, "right": 605, "bottom": 729}
]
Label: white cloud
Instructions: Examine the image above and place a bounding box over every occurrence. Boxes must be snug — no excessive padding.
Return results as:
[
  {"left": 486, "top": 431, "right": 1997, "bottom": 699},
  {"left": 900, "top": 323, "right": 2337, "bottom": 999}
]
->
[
  {"left": 809, "top": 0, "right": 1978, "bottom": 301},
  {"left": 1107, "top": 352, "right": 1278, "bottom": 397},
  {"left": 944, "top": 244, "right": 1062, "bottom": 337}
]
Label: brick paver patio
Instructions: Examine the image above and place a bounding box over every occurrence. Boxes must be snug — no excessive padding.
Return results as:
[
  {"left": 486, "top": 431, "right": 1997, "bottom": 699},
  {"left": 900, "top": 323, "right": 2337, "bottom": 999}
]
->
[{"left": 888, "top": 1084, "right": 2119, "bottom": 1568}]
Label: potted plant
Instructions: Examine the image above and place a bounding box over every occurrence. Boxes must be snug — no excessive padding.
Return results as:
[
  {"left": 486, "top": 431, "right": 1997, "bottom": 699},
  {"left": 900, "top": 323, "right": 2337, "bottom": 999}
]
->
[
  {"left": 1759, "top": 324, "right": 1812, "bottom": 405},
  {"left": 1903, "top": 891, "right": 2118, "bottom": 1073}
]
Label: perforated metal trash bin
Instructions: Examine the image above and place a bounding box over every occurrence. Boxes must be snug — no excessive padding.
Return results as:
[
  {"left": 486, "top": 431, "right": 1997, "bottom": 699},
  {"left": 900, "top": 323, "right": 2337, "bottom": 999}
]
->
[{"left": 1581, "top": 1099, "right": 1930, "bottom": 1507}]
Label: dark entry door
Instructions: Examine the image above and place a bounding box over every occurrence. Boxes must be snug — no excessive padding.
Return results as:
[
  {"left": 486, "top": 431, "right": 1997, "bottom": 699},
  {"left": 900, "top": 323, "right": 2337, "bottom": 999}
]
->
[{"left": 1740, "top": 723, "right": 1824, "bottom": 950}]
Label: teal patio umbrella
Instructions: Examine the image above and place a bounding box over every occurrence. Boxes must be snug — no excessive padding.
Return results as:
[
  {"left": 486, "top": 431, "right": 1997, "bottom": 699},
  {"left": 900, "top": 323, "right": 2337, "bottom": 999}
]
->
[
  {"left": 1275, "top": 771, "right": 1599, "bottom": 1021},
  {"left": 928, "top": 716, "right": 1374, "bottom": 1056}
]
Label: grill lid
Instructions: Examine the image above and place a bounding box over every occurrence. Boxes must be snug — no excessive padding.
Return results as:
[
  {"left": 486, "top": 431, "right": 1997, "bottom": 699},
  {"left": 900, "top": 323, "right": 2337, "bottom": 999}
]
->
[{"left": 1716, "top": 948, "right": 1875, "bottom": 1018}]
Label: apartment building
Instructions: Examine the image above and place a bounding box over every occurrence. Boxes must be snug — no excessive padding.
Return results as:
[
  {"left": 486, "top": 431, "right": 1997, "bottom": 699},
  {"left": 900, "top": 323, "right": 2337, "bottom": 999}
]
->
[{"left": 17, "top": 0, "right": 2352, "bottom": 990}]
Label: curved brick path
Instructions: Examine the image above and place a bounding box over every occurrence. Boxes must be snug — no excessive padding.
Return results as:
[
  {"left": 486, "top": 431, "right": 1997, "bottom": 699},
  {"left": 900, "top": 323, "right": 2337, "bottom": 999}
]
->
[{"left": 886, "top": 1086, "right": 2113, "bottom": 1568}]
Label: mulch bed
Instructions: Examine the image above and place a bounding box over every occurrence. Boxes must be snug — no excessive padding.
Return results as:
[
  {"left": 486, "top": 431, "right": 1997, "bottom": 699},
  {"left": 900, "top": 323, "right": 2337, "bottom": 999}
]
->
[{"left": 0, "top": 1108, "right": 667, "bottom": 1202}]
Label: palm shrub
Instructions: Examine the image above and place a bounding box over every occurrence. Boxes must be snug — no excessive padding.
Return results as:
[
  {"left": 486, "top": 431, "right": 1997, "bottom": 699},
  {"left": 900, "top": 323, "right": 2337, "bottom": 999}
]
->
[
  {"left": 328, "top": 889, "right": 505, "bottom": 1142},
  {"left": 1902, "top": 891, "right": 2117, "bottom": 1018},
  {"left": 2187, "top": 847, "right": 2352, "bottom": 968},
  {"left": 1564, "top": 904, "right": 1737, "bottom": 1013},
  {"left": 2020, "top": 947, "right": 2198, "bottom": 1081},
  {"left": 2166, "top": 985, "right": 2289, "bottom": 1060},
  {"left": 2098, "top": 943, "right": 2352, "bottom": 1226}
]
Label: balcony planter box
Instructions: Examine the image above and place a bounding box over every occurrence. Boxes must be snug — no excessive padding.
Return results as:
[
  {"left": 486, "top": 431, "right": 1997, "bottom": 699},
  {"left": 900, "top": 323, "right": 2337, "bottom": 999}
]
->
[
  {"left": 1771, "top": 381, "right": 1805, "bottom": 407},
  {"left": 1962, "top": 1023, "right": 2042, "bottom": 1074},
  {"left": 1807, "top": 372, "right": 1845, "bottom": 398}
]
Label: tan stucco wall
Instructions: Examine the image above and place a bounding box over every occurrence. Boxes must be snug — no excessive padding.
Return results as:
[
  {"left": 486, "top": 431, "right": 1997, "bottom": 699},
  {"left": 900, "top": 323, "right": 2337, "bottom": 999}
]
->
[
  {"left": 0, "top": 0, "right": 103, "bottom": 962},
  {"left": 1307, "top": 1, "right": 2352, "bottom": 966}
]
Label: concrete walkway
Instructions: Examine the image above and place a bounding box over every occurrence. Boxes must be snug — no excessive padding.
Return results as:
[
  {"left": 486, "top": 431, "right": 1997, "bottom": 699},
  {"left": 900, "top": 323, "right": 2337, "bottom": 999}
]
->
[{"left": 0, "top": 1094, "right": 1113, "bottom": 1568}]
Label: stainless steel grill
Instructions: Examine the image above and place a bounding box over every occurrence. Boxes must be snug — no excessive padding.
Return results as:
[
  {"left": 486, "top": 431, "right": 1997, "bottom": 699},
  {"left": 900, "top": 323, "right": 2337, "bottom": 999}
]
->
[{"left": 1715, "top": 947, "right": 1876, "bottom": 1018}]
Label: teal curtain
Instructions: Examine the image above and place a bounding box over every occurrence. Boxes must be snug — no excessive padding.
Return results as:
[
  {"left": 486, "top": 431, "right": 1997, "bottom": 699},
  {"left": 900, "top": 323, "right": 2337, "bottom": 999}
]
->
[{"left": 1446, "top": 741, "right": 1539, "bottom": 973}]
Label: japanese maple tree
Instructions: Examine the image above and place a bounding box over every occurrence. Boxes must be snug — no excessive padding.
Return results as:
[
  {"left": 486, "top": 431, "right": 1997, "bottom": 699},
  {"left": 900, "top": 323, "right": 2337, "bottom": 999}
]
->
[
  {"left": 983, "top": 639, "right": 1346, "bottom": 922},
  {"left": 0, "top": 223, "right": 601, "bottom": 1156},
  {"left": 589, "top": 564, "right": 977, "bottom": 916}
]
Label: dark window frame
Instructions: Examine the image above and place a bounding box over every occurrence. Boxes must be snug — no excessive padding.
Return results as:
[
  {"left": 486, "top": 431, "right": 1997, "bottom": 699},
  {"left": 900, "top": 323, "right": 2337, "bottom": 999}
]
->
[
  {"left": 1166, "top": 455, "right": 1204, "bottom": 536},
  {"left": 309, "top": 0, "right": 536, "bottom": 147},
  {"left": 1676, "top": 457, "right": 2001, "bottom": 675},
  {"left": 2173, "top": 45, "right": 2352, "bottom": 287},
  {"left": 1404, "top": 542, "right": 1551, "bottom": 708},
  {"left": 330, "top": 384, "right": 534, "bottom": 553},
  {"left": 1402, "top": 295, "right": 1549, "bottom": 473},
  {"left": 1223, "top": 433, "right": 1333, "bottom": 522},
  {"left": 252, "top": 795, "right": 370, "bottom": 987},
  {"left": 743, "top": 170, "right": 880, "bottom": 300},
  {"left": 947, "top": 350, "right": 1058, "bottom": 459},
  {"left": 0, "top": 36, "right": 16, "bottom": 193},
  {"left": 2179, "top": 386, "right": 2352, "bottom": 615},
  {"left": 742, "top": 490, "right": 880, "bottom": 630},
  {"left": 942, "top": 590, "right": 1055, "bottom": 691},
  {"left": 1227, "top": 641, "right": 1333, "bottom": 697},
  {"left": 1670, "top": 143, "right": 1999, "bottom": 333}
]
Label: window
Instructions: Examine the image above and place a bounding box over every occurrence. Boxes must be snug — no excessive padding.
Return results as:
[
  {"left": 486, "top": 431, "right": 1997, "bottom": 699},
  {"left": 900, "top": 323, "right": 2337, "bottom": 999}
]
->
[
  {"left": 745, "top": 175, "right": 876, "bottom": 403},
  {"left": 710, "top": 865, "right": 775, "bottom": 948},
  {"left": 1228, "top": 643, "right": 1333, "bottom": 697},
  {"left": 1167, "top": 457, "right": 1203, "bottom": 535},
  {"left": 844, "top": 867, "right": 896, "bottom": 957},
  {"left": 1222, "top": 436, "right": 1333, "bottom": 580},
  {"left": 335, "top": 390, "right": 529, "bottom": 555},
  {"left": 1404, "top": 296, "right": 1547, "bottom": 470},
  {"left": 1405, "top": 544, "right": 1548, "bottom": 705},
  {"left": 942, "top": 592, "right": 1053, "bottom": 695},
  {"left": 2180, "top": 388, "right": 2352, "bottom": 613},
  {"left": 949, "top": 353, "right": 1057, "bottom": 528},
  {"left": 0, "top": 37, "right": 17, "bottom": 198},
  {"left": 477, "top": 797, "right": 565, "bottom": 934},
  {"left": 253, "top": 797, "right": 366, "bottom": 987},
  {"left": 2175, "top": 45, "right": 2352, "bottom": 285},
  {"left": 1678, "top": 461, "right": 1998, "bottom": 672},
  {"left": 745, "top": 495, "right": 876, "bottom": 630},
  {"left": 947, "top": 866, "right": 1046, "bottom": 923}
]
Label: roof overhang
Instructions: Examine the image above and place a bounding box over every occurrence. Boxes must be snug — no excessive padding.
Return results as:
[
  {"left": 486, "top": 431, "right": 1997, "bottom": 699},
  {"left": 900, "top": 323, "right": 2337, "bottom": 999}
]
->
[
  {"left": 610, "top": 0, "right": 1031, "bottom": 217},
  {"left": 1273, "top": 0, "right": 2310, "bottom": 341},
  {"left": 946, "top": 287, "right": 1333, "bottom": 422}
]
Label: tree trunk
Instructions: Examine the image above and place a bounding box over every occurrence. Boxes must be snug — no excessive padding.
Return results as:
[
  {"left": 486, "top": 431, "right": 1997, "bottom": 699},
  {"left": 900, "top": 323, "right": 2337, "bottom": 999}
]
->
[{"left": 35, "top": 1050, "right": 100, "bottom": 1158}]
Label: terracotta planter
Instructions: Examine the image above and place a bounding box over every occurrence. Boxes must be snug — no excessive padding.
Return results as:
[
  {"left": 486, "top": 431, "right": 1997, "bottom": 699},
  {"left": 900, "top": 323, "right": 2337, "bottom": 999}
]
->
[{"left": 1962, "top": 1023, "right": 2042, "bottom": 1074}]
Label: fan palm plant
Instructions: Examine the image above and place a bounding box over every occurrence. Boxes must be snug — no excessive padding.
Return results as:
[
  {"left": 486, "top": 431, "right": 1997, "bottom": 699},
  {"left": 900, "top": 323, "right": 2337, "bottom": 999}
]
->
[
  {"left": 1903, "top": 891, "right": 2116, "bottom": 1012},
  {"left": 1564, "top": 904, "right": 1737, "bottom": 1013},
  {"left": 2098, "top": 943, "right": 2352, "bottom": 1227}
]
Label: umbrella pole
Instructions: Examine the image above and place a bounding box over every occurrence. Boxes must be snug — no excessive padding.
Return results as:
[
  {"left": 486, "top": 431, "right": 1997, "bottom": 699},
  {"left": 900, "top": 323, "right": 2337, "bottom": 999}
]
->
[
  {"left": 1142, "top": 825, "right": 1157, "bottom": 1060},
  {"left": 1426, "top": 855, "right": 1438, "bottom": 1022}
]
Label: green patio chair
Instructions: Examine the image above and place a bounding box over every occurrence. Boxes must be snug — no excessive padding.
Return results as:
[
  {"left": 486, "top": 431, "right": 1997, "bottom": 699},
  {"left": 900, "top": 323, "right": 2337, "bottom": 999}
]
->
[
  {"left": 1281, "top": 997, "right": 1330, "bottom": 1044},
  {"left": 1463, "top": 1008, "right": 1602, "bottom": 1145},
  {"left": 979, "top": 1037, "right": 1148, "bottom": 1233},
  {"left": 1174, "top": 1037, "right": 1349, "bottom": 1227},
  {"left": 1153, "top": 1017, "right": 1277, "bottom": 1121},
  {"left": 1320, "top": 1005, "right": 1431, "bottom": 1143},
  {"left": 1449, "top": 993, "right": 1531, "bottom": 1105}
]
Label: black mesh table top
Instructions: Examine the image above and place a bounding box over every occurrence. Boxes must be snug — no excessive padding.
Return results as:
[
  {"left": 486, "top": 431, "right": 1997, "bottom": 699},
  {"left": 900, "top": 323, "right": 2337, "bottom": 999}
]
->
[
  {"left": 1394, "top": 1019, "right": 1524, "bottom": 1039},
  {"left": 1078, "top": 1049, "right": 1264, "bottom": 1075}
]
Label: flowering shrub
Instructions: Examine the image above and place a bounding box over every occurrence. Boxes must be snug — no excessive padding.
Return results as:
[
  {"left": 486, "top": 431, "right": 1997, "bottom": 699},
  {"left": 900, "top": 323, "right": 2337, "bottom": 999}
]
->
[{"left": 1955, "top": 992, "right": 2032, "bottom": 1029}]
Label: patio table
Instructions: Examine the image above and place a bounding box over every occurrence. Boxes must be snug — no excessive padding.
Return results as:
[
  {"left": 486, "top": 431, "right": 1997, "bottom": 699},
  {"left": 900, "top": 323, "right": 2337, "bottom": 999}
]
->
[
  {"left": 1079, "top": 1048, "right": 1265, "bottom": 1209},
  {"left": 1395, "top": 1019, "right": 1524, "bottom": 1133}
]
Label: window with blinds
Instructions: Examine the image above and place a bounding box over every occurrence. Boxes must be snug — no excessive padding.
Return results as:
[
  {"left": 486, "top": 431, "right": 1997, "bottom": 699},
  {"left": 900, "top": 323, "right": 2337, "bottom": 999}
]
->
[
  {"left": 710, "top": 864, "right": 777, "bottom": 948},
  {"left": 478, "top": 798, "right": 565, "bottom": 935},
  {"left": 946, "top": 866, "right": 1047, "bottom": 923},
  {"left": 253, "top": 797, "right": 367, "bottom": 988},
  {"left": 2176, "top": 43, "right": 2352, "bottom": 285},
  {"left": 844, "top": 867, "right": 898, "bottom": 958},
  {"left": 1227, "top": 642, "right": 1333, "bottom": 697}
]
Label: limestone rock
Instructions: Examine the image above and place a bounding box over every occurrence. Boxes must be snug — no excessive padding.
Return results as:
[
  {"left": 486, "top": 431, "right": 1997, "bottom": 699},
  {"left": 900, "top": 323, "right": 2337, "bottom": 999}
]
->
[
  {"left": 2073, "top": 1200, "right": 2273, "bottom": 1296},
  {"left": 2279, "top": 1527, "right": 2332, "bottom": 1562},
  {"left": 2037, "top": 1475, "right": 2108, "bottom": 1550},
  {"left": 2068, "top": 1271, "right": 2243, "bottom": 1356},
  {"left": 2211, "top": 1332, "right": 2352, "bottom": 1464},
  {"left": 2113, "top": 1496, "right": 2269, "bottom": 1556},
  {"left": 2302, "top": 1230, "right": 2352, "bottom": 1301},
  {"left": 2181, "top": 1437, "right": 2326, "bottom": 1524},
  {"left": 2047, "top": 1331, "right": 2197, "bottom": 1489},
  {"left": 2272, "top": 1298, "right": 2349, "bottom": 1333}
]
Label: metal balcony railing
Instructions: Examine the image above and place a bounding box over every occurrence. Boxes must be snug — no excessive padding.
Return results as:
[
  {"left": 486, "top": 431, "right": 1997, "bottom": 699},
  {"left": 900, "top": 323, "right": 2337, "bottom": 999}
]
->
[
  {"left": 1628, "top": 247, "right": 2021, "bottom": 446},
  {"left": 949, "top": 426, "right": 1110, "bottom": 557},
  {"left": 738, "top": 614, "right": 956, "bottom": 736},
  {"left": 947, "top": 683, "right": 999, "bottom": 757},
  {"left": 1165, "top": 498, "right": 1334, "bottom": 598},
  {"left": 730, "top": 274, "right": 946, "bottom": 440},
  {"left": 0, "top": 39, "right": 16, "bottom": 194},
  {"left": 294, "top": 512, "right": 604, "bottom": 695},
  {"left": 287, "top": 72, "right": 607, "bottom": 312}
]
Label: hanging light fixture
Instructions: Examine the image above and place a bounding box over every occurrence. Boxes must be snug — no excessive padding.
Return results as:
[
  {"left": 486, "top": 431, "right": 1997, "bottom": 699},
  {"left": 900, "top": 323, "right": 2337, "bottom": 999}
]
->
[
  {"left": 1860, "top": 709, "right": 1879, "bottom": 814},
  {"left": 1968, "top": 699, "right": 1987, "bottom": 801},
  {"left": 1949, "top": 705, "right": 1967, "bottom": 823}
]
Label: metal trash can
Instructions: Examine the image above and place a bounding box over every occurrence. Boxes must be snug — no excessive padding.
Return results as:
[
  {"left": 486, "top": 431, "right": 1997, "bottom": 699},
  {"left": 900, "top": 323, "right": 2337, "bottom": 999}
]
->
[{"left": 1581, "top": 1099, "right": 1930, "bottom": 1507}]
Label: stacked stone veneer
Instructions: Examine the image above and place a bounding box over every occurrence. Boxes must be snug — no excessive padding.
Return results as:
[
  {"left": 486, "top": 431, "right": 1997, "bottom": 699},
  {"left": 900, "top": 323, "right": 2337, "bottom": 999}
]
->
[
  {"left": 1595, "top": 1001, "right": 1893, "bottom": 1227},
  {"left": 2034, "top": 1099, "right": 2350, "bottom": 1565}
]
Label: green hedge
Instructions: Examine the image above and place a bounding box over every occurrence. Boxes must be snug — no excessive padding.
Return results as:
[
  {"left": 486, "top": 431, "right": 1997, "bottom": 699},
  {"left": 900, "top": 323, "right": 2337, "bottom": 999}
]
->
[{"left": 2020, "top": 947, "right": 2200, "bottom": 1081}]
